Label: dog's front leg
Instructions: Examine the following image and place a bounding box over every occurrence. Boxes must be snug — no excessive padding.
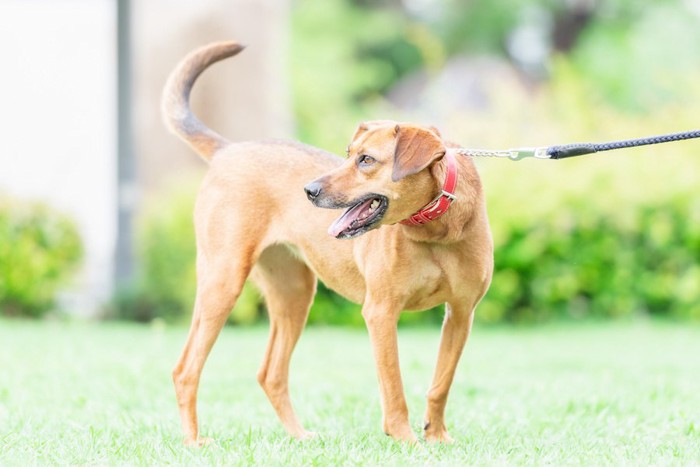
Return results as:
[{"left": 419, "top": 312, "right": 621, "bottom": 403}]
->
[
  {"left": 423, "top": 302, "right": 475, "bottom": 443},
  {"left": 361, "top": 301, "right": 417, "bottom": 443}
]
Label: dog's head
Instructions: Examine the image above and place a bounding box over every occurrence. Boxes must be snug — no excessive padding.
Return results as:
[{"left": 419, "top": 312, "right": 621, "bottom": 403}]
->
[{"left": 304, "top": 121, "right": 446, "bottom": 239}]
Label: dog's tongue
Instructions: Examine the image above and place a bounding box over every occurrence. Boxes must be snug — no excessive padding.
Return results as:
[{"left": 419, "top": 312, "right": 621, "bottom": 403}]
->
[{"left": 328, "top": 199, "right": 372, "bottom": 237}]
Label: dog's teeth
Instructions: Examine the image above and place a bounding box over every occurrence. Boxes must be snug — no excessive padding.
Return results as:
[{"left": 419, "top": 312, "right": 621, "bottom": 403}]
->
[{"left": 370, "top": 200, "right": 379, "bottom": 210}]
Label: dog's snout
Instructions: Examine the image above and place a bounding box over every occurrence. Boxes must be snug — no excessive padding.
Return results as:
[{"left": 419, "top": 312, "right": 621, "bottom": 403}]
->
[{"left": 304, "top": 181, "right": 323, "bottom": 201}]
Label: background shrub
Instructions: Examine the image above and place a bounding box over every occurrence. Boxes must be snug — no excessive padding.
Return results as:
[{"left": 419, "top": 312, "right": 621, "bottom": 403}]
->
[
  {"left": 480, "top": 198, "right": 700, "bottom": 323},
  {"left": 0, "top": 198, "right": 83, "bottom": 317},
  {"left": 117, "top": 68, "right": 700, "bottom": 326},
  {"left": 116, "top": 2, "right": 700, "bottom": 325},
  {"left": 109, "top": 184, "right": 264, "bottom": 324},
  {"left": 116, "top": 178, "right": 700, "bottom": 326}
]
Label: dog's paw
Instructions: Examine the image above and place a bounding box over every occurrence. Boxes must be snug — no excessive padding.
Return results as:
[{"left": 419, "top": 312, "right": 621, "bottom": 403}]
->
[
  {"left": 423, "top": 428, "right": 454, "bottom": 444},
  {"left": 183, "top": 436, "right": 214, "bottom": 448},
  {"left": 294, "top": 430, "right": 318, "bottom": 441},
  {"left": 385, "top": 427, "right": 420, "bottom": 444}
]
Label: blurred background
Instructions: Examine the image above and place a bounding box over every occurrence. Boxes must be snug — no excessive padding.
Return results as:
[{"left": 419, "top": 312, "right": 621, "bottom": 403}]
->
[{"left": 1, "top": 0, "right": 699, "bottom": 326}]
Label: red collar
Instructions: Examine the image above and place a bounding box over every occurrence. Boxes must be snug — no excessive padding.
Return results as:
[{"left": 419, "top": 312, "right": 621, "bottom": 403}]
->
[{"left": 399, "top": 151, "right": 458, "bottom": 226}]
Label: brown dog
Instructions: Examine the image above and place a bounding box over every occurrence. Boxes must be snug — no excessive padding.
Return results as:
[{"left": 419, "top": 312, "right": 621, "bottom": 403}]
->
[{"left": 162, "top": 41, "right": 493, "bottom": 445}]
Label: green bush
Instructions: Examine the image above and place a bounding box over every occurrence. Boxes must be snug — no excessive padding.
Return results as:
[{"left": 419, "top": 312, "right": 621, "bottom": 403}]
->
[
  {"left": 459, "top": 57, "right": 700, "bottom": 323},
  {"left": 0, "top": 198, "right": 83, "bottom": 317},
  {"left": 118, "top": 181, "right": 700, "bottom": 326},
  {"left": 131, "top": 188, "right": 198, "bottom": 323},
  {"left": 480, "top": 198, "right": 700, "bottom": 323},
  {"left": 308, "top": 195, "right": 700, "bottom": 326},
  {"left": 308, "top": 282, "right": 363, "bottom": 327},
  {"left": 122, "top": 40, "right": 700, "bottom": 326},
  {"left": 109, "top": 184, "right": 265, "bottom": 324}
]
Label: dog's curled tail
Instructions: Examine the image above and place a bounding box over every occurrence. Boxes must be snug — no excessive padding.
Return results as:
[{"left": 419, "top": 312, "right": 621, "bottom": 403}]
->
[{"left": 162, "top": 41, "right": 245, "bottom": 162}]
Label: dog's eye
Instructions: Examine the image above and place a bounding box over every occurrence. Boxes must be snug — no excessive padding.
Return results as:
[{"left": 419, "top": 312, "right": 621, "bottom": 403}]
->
[{"left": 358, "top": 155, "right": 376, "bottom": 166}]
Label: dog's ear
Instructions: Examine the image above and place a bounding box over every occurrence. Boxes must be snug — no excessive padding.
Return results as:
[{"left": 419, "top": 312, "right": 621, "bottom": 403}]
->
[
  {"left": 350, "top": 122, "right": 370, "bottom": 143},
  {"left": 392, "top": 125, "right": 446, "bottom": 182},
  {"left": 350, "top": 120, "right": 396, "bottom": 143}
]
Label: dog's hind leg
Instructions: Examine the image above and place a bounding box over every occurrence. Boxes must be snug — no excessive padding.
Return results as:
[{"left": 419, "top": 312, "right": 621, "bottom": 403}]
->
[
  {"left": 172, "top": 246, "right": 255, "bottom": 446},
  {"left": 251, "top": 244, "right": 317, "bottom": 439},
  {"left": 422, "top": 302, "right": 475, "bottom": 443}
]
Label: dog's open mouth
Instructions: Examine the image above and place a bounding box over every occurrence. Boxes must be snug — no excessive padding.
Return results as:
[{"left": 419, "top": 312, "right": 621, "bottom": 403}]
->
[{"left": 328, "top": 195, "right": 388, "bottom": 239}]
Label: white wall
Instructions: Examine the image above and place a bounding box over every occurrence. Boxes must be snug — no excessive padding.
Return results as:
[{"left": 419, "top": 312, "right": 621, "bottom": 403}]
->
[
  {"left": 132, "top": 0, "right": 292, "bottom": 192},
  {"left": 0, "top": 0, "right": 291, "bottom": 316},
  {"left": 0, "top": 0, "right": 117, "bottom": 314}
]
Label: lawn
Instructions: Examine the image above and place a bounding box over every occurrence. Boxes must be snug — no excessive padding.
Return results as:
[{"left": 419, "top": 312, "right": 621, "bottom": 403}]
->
[{"left": 1, "top": 319, "right": 699, "bottom": 465}]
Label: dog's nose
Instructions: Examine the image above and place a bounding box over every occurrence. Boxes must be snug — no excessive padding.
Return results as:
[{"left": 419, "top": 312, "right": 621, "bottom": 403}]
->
[{"left": 304, "top": 182, "right": 323, "bottom": 201}]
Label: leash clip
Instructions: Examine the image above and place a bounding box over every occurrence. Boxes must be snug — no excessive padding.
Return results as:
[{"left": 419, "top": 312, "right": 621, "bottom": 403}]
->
[
  {"left": 508, "top": 147, "right": 551, "bottom": 161},
  {"left": 457, "top": 146, "right": 550, "bottom": 161}
]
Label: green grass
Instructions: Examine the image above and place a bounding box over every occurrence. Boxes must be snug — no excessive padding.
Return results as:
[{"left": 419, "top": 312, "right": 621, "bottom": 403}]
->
[{"left": 1, "top": 319, "right": 699, "bottom": 465}]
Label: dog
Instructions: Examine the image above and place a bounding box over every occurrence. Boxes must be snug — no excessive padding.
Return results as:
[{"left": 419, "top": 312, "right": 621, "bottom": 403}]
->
[{"left": 162, "top": 41, "right": 493, "bottom": 446}]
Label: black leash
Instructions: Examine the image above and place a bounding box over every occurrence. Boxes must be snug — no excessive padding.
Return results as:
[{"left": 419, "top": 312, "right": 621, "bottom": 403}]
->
[{"left": 458, "top": 129, "right": 700, "bottom": 161}]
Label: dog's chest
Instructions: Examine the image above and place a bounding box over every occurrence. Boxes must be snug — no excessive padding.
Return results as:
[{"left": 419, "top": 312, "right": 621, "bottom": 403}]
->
[
  {"left": 358, "top": 242, "right": 462, "bottom": 310},
  {"left": 400, "top": 251, "right": 456, "bottom": 310}
]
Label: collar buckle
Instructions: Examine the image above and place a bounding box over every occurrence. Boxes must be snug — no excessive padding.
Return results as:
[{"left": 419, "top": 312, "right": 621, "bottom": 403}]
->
[{"left": 440, "top": 190, "right": 457, "bottom": 201}]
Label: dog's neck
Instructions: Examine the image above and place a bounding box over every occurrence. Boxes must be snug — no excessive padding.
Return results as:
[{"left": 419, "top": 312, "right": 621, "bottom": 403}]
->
[
  {"left": 400, "top": 149, "right": 486, "bottom": 244},
  {"left": 399, "top": 151, "right": 458, "bottom": 227}
]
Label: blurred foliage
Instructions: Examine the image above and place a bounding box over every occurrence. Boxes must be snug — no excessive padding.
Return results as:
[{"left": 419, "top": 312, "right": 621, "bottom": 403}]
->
[
  {"left": 291, "top": 0, "right": 700, "bottom": 148},
  {"left": 290, "top": 0, "right": 429, "bottom": 152},
  {"left": 0, "top": 198, "right": 82, "bottom": 317},
  {"left": 108, "top": 182, "right": 262, "bottom": 325},
  {"left": 120, "top": 72, "right": 700, "bottom": 325},
  {"left": 567, "top": 3, "right": 700, "bottom": 111},
  {"left": 481, "top": 198, "right": 700, "bottom": 323},
  {"left": 117, "top": 151, "right": 700, "bottom": 325},
  {"left": 465, "top": 52, "right": 700, "bottom": 323},
  {"left": 120, "top": 0, "right": 700, "bottom": 325},
  {"left": 287, "top": 0, "right": 700, "bottom": 325}
]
